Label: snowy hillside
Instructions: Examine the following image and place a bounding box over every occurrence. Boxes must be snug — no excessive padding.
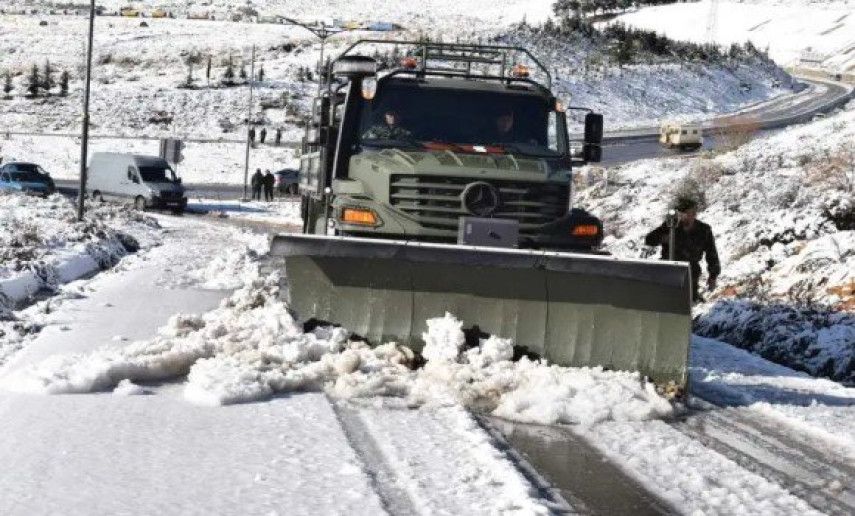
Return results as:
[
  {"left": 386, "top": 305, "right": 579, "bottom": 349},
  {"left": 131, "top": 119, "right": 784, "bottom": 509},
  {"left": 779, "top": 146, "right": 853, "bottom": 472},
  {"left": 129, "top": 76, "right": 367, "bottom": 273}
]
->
[
  {"left": 576, "top": 103, "right": 854, "bottom": 382},
  {"left": 0, "top": 1, "right": 797, "bottom": 183},
  {"left": 614, "top": 0, "right": 855, "bottom": 73}
]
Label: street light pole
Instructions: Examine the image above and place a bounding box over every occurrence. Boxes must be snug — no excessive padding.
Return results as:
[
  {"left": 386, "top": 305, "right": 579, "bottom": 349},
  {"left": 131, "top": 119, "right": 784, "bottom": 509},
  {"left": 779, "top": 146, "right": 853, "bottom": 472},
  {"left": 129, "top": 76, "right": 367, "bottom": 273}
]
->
[
  {"left": 76, "top": 0, "right": 96, "bottom": 221},
  {"left": 280, "top": 18, "right": 345, "bottom": 95},
  {"left": 242, "top": 45, "right": 256, "bottom": 201}
]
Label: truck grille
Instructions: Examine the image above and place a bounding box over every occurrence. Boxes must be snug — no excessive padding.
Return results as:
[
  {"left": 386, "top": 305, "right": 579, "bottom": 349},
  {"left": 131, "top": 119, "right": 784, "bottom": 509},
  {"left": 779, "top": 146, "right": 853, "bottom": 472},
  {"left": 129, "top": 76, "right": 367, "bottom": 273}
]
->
[{"left": 389, "top": 175, "right": 568, "bottom": 233}]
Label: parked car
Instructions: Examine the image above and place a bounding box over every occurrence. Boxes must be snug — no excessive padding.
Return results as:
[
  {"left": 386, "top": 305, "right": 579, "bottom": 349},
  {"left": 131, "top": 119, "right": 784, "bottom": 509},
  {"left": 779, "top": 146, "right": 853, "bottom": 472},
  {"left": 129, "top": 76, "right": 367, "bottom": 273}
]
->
[
  {"left": 87, "top": 153, "right": 187, "bottom": 212},
  {"left": 274, "top": 168, "right": 299, "bottom": 195},
  {"left": 0, "top": 162, "right": 55, "bottom": 197}
]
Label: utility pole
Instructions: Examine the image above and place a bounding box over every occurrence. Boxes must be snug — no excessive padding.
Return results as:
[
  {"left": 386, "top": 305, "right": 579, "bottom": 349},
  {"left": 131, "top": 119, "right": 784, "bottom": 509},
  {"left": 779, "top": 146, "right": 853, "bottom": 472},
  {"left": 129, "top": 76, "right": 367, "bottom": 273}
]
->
[
  {"left": 242, "top": 45, "right": 256, "bottom": 201},
  {"left": 77, "top": 0, "right": 96, "bottom": 221}
]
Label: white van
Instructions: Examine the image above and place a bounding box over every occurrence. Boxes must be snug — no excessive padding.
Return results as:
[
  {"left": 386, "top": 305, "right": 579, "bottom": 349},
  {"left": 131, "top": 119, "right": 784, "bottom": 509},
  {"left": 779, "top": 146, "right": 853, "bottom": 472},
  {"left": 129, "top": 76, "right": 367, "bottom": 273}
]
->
[
  {"left": 88, "top": 153, "right": 187, "bottom": 212},
  {"left": 659, "top": 122, "right": 703, "bottom": 151}
]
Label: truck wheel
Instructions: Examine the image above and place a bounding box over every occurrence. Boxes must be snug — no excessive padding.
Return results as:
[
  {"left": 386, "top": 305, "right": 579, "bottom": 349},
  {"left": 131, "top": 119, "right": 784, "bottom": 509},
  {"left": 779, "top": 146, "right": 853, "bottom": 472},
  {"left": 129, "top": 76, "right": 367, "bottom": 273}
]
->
[{"left": 134, "top": 196, "right": 147, "bottom": 211}]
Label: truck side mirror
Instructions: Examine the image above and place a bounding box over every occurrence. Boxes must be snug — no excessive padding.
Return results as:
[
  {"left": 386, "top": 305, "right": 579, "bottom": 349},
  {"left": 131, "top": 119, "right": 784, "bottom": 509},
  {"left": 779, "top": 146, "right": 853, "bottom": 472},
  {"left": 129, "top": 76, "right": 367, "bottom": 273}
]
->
[
  {"left": 332, "top": 56, "right": 377, "bottom": 80},
  {"left": 583, "top": 113, "right": 603, "bottom": 163}
]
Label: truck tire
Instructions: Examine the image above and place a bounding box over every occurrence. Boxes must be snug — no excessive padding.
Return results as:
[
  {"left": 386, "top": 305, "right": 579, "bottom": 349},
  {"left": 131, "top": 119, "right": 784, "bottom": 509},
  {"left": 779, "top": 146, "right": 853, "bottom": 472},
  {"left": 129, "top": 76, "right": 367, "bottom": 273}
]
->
[{"left": 134, "top": 196, "right": 147, "bottom": 211}]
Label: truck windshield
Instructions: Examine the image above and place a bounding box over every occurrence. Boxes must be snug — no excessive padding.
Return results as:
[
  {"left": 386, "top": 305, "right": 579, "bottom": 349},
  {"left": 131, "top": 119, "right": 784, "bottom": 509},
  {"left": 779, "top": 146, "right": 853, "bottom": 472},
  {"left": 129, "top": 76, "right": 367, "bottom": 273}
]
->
[
  {"left": 139, "top": 166, "right": 177, "bottom": 183},
  {"left": 358, "top": 83, "right": 562, "bottom": 157}
]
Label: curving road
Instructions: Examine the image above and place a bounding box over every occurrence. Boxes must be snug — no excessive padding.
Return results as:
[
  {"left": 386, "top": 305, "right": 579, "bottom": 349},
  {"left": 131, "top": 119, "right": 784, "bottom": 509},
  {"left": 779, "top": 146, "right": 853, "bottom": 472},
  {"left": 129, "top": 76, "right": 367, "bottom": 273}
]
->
[{"left": 600, "top": 75, "right": 854, "bottom": 165}]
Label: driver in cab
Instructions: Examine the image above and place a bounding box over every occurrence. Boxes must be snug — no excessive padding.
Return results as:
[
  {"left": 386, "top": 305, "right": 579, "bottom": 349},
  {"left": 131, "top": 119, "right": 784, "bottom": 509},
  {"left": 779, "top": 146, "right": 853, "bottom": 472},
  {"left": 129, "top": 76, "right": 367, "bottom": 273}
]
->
[{"left": 362, "top": 109, "right": 413, "bottom": 141}]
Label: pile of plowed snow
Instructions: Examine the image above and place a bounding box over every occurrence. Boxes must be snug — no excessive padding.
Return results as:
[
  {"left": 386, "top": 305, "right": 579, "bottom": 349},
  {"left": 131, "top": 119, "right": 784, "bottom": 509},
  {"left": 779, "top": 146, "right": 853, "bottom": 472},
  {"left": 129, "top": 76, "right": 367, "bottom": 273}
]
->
[
  {"left": 0, "top": 193, "right": 160, "bottom": 317},
  {"left": 1, "top": 267, "right": 673, "bottom": 426}
]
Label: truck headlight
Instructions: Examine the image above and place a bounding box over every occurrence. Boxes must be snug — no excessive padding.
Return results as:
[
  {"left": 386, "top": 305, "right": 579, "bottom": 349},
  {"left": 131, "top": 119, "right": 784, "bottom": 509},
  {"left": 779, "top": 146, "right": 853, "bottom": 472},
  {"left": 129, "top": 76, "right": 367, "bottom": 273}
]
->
[{"left": 341, "top": 207, "right": 380, "bottom": 226}]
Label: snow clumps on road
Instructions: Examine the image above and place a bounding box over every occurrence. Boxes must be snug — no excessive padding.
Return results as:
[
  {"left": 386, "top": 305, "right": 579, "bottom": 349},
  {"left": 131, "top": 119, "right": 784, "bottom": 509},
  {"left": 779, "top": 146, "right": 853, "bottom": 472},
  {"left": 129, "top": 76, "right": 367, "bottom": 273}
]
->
[{"left": 2, "top": 275, "right": 674, "bottom": 426}]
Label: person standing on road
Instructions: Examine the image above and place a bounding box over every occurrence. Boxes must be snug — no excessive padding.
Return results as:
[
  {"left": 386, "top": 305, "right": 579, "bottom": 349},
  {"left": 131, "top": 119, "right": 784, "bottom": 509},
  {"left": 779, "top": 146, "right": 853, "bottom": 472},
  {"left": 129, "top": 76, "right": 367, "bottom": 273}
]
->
[
  {"left": 644, "top": 197, "right": 720, "bottom": 303},
  {"left": 260, "top": 127, "right": 267, "bottom": 145},
  {"left": 263, "top": 169, "right": 275, "bottom": 202},
  {"left": 275, "top": 127, "right": 282, "bottom": 146},
  {"left": 251, "top": 169, "right": 263, "bottom": 201},
  {"left": 248, "top": 126, "right": 256, "bottom": 148}
]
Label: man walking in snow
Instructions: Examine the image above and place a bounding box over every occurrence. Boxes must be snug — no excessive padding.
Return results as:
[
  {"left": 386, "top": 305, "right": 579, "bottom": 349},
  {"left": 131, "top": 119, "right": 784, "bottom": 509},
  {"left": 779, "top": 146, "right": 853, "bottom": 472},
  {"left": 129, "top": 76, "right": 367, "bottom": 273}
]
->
[
  {"left": 645, "top": 197, "right": 720, "bottom": 303},
  {"left": 260, "top": 127, "right": 267, "bottom": 145},
  {"left": 251, "top": 169, "right": 263, "bottom": 201},
  {"left": 275, "top": 127, "right": 282, "bottom": 146},
  {"left": 263, "top": 169, "right": 275, "bottom": 201}
]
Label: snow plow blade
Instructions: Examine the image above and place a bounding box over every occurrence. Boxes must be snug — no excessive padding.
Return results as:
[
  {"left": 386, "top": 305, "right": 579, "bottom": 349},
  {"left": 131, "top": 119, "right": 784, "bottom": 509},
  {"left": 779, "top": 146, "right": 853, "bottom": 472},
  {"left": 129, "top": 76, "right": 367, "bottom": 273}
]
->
[{"left": 271, "top": 234, "right": 692, "bottom": 388}]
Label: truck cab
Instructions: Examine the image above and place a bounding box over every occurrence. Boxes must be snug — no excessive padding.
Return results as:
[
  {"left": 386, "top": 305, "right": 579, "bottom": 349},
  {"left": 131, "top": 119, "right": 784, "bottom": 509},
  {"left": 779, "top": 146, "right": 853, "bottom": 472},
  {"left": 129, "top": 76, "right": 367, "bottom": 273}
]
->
[{"left": 298, "top": 41, "right": 605, "bottom": 251}]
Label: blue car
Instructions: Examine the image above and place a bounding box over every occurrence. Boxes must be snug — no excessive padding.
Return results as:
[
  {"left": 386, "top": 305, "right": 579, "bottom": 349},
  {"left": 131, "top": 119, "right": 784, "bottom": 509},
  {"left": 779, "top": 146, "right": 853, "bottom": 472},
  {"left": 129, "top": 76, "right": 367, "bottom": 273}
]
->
[{"left": 0, "top": 162, "right": 56, "bottom": 197}]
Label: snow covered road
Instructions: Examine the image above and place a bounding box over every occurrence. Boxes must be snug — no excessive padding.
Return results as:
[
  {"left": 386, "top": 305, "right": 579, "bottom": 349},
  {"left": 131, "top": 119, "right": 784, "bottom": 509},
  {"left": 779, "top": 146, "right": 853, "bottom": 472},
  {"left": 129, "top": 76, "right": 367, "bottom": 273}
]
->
[
  {"left": 0, "top": 216, "right": 563, "bottom": 515},
  {"left": 1, "top": 213, "right": 852, "bottom": 514}
]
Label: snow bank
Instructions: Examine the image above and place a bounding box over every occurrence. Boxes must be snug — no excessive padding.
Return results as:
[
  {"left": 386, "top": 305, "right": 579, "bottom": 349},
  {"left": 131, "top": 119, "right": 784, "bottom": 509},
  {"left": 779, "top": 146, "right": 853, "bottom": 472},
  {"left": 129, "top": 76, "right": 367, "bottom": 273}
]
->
[
  {"left": 696, "top": 300, "right": 855, "bottom": 384},
  {"left": 0, "top": 193, "right": 158, "bottom": 316},
  {"left": 1, "top": 274, "right": 674, "bottom": 425}
]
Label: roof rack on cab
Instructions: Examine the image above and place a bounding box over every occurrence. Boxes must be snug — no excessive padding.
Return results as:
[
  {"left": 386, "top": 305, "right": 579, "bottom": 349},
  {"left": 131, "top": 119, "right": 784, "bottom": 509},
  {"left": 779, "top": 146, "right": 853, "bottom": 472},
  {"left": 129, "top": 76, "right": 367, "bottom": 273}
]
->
[{"left": 332, "top": 39, "right": 552, "bottom": 90}]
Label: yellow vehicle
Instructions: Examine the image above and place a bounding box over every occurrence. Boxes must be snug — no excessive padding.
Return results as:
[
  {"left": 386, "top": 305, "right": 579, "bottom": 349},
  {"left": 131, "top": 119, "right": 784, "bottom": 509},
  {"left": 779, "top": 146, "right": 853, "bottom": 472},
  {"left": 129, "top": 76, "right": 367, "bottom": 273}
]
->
[
  {"left": 150, "top": 9, "right": 168, "bottom": 19},
  {"left": 120, "top": 7, "right": 140, "bottom": 18},
  {"left": 660, "top": 122, "right": 703, "bottom": 151}
]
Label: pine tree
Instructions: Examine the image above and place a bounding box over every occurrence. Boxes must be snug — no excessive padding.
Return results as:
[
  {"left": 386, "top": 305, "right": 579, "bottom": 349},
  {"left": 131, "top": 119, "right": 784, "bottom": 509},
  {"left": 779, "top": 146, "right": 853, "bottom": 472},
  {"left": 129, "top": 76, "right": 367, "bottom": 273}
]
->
[
  {"left": 41, "top": 60, "right": 55, "bottom": 95},
  {"left": 206, "top": 55, "right": 212, "bottom": 86},
  {"left": 257, "top": 65, "right": 265, "bottom": 82},
  {"left": 27, "top": 64, "right": 40, "bottom": 97},
  {"left": 185, "top": 58, "right": 194, "bottom": 87},
  {"left": 223, "top": 57, "right": 235, "bottom": 85},
  {"left": 59, "top": 70, "right": 69, "bottom": 96},
  {"left": 239, "top": 63, "right": 247, "bottom": 81},
  {"left": 3, "top": 72, "right": 13, "bottom": 98}
]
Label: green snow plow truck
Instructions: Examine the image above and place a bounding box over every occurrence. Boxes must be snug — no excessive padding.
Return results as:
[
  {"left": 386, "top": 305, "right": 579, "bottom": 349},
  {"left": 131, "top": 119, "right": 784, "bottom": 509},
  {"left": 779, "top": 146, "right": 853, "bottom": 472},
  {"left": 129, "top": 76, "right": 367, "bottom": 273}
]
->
[{"left": 270, "top": 40, "right": 692, "bottom": 391}]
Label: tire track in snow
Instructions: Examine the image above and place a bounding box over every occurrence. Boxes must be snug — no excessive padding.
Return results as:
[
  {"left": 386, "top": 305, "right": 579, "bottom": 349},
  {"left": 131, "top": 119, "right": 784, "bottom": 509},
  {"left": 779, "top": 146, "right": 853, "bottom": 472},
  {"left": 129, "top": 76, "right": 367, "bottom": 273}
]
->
[
  {"left": 485, "top": 417, "right": 675, "bottom": 515},
  {"left": 328, "top": 398, "right": 421, "bottom": 516},
  {"left": 672, "top": 403, "right": 855, "bottom": 516}
]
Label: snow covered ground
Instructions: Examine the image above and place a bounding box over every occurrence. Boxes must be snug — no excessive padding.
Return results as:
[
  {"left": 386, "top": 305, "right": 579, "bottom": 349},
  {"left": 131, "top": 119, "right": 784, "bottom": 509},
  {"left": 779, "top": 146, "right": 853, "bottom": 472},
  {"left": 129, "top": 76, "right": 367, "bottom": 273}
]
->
[{"left": 615, "top": 0, "right": 855, "bottom": 73}]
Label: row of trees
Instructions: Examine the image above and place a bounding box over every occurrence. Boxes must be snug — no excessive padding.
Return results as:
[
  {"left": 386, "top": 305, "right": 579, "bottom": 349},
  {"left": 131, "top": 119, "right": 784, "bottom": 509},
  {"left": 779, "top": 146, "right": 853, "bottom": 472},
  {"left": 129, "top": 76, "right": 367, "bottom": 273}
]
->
[
  {"left": 2, "top": 61, "right": 70, "bottom": 99},
  {"left": 539, "top": 13, "right": 768, "bottom": 66},
  {"left": 554, "top": 0, "right": 680, "bottom": 17},
  {"left": 182, "top": 53, "right": 268, "bottom": 88}
]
